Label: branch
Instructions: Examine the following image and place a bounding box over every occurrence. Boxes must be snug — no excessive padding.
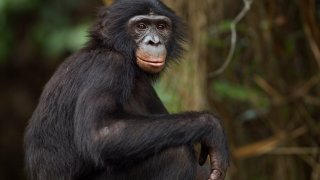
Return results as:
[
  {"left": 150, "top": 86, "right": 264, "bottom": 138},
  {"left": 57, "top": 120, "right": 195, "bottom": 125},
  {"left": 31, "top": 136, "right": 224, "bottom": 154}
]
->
[{"left": 208, "top": 0, "right": 253, "bottom": 78}]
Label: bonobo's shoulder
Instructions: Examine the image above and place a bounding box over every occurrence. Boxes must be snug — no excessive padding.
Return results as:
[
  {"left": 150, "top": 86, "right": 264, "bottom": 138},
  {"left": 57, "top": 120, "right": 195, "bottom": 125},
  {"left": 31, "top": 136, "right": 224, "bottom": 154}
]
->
[
  {"left": 65, "top": 48, "right": 126, "bottom": 68},
  {"left": 69, "top": 48, "right": 121, "bottom": 60},
  {"left": 79, "top": 49, "right": 133, "bottom": 76},
  {"left": 51, "top": 48, "right": 131, "bottom": 89}
]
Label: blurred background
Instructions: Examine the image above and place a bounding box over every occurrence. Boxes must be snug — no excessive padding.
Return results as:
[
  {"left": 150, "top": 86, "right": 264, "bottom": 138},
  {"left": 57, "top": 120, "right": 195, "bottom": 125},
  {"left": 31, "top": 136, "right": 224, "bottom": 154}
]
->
[{"left": 0, "top": 0, "right": 319, "bottom": 179}]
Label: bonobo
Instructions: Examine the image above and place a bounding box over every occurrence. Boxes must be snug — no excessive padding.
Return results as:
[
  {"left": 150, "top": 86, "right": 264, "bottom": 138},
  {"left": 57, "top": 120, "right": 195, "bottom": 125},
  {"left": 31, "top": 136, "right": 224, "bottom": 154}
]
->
[{"left": 24, "top": 0, "right": 229, "bottom": 179}]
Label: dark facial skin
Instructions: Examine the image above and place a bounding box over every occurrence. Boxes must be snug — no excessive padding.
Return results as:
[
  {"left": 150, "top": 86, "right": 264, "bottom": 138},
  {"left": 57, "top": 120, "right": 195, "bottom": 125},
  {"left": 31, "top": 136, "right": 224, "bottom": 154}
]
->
[{"left": 128, "top": 15, "right": 172, "bottom": 73}]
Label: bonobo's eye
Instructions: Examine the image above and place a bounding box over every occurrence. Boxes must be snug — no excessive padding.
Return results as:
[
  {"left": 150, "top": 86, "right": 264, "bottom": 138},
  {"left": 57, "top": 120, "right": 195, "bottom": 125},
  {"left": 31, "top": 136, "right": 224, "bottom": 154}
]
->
[
  {"left": 137, "top": 23, "right": 147, "bottom": 30},
  {"left": 157, "top": 23, "right": 166, "bottom": 30}
]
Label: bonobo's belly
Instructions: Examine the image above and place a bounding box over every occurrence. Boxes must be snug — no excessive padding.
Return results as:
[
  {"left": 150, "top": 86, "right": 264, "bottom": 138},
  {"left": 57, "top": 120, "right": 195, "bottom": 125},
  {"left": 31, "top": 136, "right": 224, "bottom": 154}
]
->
[{"left": 110, "top": 146, "right": 196, "bottom": 180}]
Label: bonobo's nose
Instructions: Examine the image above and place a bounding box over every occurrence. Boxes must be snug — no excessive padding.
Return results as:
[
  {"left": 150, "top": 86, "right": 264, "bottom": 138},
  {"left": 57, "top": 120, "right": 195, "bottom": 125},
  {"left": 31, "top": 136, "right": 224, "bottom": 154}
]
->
[{"left": 144, "top": 35, "right": 161, "bottom": 46}]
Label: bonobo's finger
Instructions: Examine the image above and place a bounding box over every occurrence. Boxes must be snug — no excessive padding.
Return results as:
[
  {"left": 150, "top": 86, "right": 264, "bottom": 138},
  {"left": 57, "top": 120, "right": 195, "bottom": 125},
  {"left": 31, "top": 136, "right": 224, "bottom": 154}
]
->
[
  {"left": 199, "top": 143, "right": 209, "bottom": 165},
  {"left": 208, "top": 152, "right": 226, "bottom": 180},
  {"left": 208, "top": 169, "right": 223, "bottom": 180}
]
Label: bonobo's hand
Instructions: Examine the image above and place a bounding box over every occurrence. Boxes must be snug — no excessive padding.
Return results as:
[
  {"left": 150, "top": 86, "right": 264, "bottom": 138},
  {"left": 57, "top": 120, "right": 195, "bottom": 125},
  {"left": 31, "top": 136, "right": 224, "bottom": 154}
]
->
[{"left": 198, "top": 113, "right": 229, "bottom": 180}]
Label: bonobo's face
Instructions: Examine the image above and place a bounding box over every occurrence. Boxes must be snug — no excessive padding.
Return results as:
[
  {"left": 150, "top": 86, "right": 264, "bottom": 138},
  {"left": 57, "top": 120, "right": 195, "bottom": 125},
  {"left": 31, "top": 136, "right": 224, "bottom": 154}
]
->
[{"left": 128, "top": 14, "right": 172, "bottom": 73}]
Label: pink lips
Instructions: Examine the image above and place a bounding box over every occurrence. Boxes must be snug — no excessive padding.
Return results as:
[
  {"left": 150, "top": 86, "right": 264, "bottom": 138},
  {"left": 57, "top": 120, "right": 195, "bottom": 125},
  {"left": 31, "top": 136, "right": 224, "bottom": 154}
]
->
[{"left": 137, "top": 56, "right": 165, "bottom": 67}]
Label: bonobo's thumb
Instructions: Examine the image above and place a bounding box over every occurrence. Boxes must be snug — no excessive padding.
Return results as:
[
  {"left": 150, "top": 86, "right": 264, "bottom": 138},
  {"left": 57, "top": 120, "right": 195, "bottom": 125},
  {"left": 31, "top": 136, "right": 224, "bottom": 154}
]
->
[{"left": 199, "top": 143, "right": 209, "bottom": 165}]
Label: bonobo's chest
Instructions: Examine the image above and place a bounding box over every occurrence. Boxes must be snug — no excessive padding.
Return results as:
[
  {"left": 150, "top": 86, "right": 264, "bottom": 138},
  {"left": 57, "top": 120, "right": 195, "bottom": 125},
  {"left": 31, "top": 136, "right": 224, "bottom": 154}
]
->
[{"left": 122, "top": 78, "right": 157, "bottom": 115}]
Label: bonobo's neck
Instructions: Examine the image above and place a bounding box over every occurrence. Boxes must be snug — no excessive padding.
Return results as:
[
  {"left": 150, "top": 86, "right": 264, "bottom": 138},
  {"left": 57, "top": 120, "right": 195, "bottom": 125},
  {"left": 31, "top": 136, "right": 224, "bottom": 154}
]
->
[{"left": 136, "top": 68, "right": 162, "bottom": 83}]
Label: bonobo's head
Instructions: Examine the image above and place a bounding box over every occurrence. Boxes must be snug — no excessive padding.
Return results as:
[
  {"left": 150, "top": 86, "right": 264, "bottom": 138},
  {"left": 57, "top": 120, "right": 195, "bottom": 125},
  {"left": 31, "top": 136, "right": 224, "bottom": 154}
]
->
[
  {"left": 128, "top": 14, "right": 172, "bottom": 73},
  {"left": 90, "top": 0, "right": 186, "bottom": 75}
]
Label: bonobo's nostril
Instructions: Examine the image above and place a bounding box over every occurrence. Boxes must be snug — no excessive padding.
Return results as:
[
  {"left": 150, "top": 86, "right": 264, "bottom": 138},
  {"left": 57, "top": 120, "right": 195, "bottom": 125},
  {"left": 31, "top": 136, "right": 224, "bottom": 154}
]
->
[
  {"left": 148, "top": 40, "right": 160, "bottom": 46},
  {"left": 144, "top": 35, "right": 160, "bottom": 46}
]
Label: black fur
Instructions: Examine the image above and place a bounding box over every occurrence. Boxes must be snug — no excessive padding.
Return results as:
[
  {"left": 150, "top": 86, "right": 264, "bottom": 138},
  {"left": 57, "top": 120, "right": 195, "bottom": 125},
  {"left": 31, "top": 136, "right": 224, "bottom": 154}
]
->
[{"left": 24, "top": 0, "right": 229, "bottom": 179}]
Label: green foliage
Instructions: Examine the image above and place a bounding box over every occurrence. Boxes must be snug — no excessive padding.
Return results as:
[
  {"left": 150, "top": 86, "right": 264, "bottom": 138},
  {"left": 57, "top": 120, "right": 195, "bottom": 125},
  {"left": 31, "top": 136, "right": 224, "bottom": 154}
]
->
[
  {"left": 207, "top": 20, "right": 249, "bottom": 49},
  {"left": 154, "top": 80, "right": 183, "bottom": 113},
  {"left": 34, "top": 23, "right": 90, "bottom": 57},
  {"left": 206, "top": 20, "right": 232, "bottom": 48},
  {"left": 209, "top": 20, "right": 233, "bottom": 35},
  {"left": 284, "top": 32, "right": 304, "bottom": 57},
  {"left": 0, "top": 0, "right": 90, "bottom": 62},
  {"left": 212, "top": 80, "right": 270, "bottom": 110},
  {"left": 0, "top": 29, "right": 12, "bottom": 63},
  {"left": 0, "top": 0, "right": 39, "bottom": 11}
]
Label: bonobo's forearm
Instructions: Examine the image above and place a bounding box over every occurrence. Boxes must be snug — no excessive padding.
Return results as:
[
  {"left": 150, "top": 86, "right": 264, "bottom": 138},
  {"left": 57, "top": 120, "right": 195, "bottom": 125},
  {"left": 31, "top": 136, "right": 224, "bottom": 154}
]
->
[{"left": 99, "top": 112, "right": 222, "bottom": 161}]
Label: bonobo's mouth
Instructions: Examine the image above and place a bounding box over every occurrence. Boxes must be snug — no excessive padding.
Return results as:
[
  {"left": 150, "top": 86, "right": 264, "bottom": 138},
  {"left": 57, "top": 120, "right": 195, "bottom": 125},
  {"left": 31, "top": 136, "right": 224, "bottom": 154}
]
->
[
  {"left": 136, "top": 48, "right": 166, "bottom": 73},
  {"left": 136, "top": 56, "right": 165, "bottom": 68}
]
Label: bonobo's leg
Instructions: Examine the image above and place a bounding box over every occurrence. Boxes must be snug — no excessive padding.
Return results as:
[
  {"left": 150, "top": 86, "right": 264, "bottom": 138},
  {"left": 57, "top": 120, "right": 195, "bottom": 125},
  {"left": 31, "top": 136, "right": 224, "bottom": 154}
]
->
[
  {"left": 196, "top": 164, "right": 211, "bottom": 180},
  {"left": 124, "top": 146, "right": 197, "bottom": 180}
]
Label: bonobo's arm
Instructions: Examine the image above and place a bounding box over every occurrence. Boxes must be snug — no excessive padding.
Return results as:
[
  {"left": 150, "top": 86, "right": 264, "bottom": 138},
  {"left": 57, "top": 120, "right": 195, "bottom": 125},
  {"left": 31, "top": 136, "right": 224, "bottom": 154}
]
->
[{"left": 74, "top": 88, "right": 229, "bottom": 179}]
